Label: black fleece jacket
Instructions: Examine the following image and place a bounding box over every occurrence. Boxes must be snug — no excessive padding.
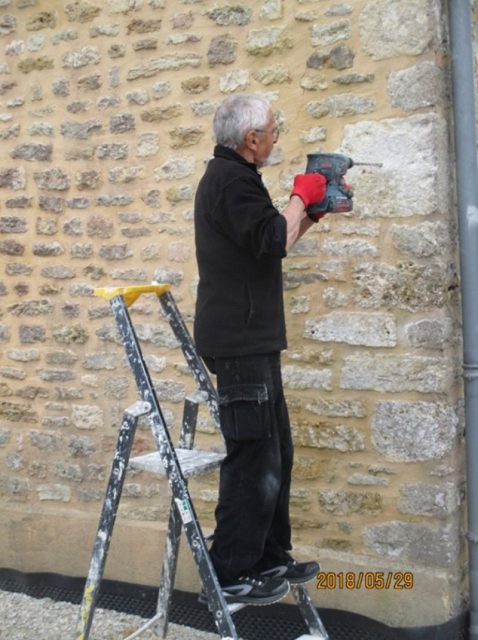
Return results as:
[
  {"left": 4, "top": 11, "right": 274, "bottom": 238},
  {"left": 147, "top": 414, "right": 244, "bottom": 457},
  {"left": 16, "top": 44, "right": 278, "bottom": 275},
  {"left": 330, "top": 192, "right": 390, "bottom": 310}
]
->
[{"left": 194, "top": 145, "right": 288, "bottom": 358}]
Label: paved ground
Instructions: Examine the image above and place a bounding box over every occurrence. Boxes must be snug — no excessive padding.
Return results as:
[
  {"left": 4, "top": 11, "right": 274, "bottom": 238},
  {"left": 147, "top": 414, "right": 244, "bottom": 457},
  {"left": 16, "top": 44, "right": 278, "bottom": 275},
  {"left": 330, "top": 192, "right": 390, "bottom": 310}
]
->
[{"left": 0, "top": 589, "right": 226, "bottom": 640}]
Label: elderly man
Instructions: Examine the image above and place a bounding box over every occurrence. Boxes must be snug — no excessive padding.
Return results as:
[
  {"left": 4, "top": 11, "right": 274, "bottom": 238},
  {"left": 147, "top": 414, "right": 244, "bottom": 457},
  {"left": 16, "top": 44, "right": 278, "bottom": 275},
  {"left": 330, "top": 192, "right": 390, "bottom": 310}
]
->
[{"left": 194, "top": 94, "right": 326, "bottom": 605}]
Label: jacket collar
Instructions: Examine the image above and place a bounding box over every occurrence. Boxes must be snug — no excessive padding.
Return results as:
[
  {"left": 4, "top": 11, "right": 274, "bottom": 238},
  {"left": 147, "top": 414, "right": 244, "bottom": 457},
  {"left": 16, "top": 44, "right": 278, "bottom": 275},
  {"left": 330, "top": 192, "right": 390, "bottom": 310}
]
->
[{"left": 213, "top": 144, "right": 259, "bottom": 173}]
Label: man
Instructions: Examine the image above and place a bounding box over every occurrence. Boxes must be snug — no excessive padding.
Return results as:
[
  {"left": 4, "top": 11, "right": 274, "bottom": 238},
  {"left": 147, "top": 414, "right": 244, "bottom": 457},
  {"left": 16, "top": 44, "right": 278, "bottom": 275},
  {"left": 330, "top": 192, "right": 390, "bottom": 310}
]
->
[{"left": 194, "top": 94, "right": 327, "bottom": 605}]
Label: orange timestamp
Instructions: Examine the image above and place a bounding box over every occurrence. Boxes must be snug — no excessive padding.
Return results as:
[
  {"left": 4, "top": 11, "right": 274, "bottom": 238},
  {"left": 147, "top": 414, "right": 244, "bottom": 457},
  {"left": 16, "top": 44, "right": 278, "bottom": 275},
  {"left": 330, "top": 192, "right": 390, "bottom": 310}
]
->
[{"left": 316, "top": 571, "right": 414, "bottom": 590}]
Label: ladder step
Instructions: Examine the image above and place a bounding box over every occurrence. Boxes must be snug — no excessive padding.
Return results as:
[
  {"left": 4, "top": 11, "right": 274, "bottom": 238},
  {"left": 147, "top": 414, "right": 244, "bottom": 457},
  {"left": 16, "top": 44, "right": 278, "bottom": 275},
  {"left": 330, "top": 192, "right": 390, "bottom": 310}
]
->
[
  {"left": 129, "top": 448, "right": 225, "bottom": 478},
  {"left": 294, "top": 636, "right": 329, "bottom": 640}
]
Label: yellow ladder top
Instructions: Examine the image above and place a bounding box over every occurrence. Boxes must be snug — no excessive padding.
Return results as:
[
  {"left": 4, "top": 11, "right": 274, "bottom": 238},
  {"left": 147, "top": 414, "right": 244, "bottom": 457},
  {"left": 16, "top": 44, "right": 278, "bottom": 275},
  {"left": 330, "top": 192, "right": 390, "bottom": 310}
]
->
[{"left": 94, "top": 283, "right": 171, "bottom": 307}]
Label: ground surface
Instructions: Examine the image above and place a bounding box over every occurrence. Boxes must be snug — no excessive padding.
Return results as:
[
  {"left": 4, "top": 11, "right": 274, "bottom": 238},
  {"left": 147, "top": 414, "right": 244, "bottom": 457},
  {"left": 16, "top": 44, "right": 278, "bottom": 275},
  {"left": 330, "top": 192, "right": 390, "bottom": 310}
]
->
[{"left": 0, "top": 589, "right": 225, "bottom": 640}]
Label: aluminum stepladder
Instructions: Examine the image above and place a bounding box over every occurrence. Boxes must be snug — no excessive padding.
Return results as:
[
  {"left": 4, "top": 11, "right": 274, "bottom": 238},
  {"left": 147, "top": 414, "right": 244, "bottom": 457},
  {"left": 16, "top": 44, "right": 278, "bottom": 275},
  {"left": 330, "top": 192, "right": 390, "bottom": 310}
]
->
[{"left": 74, "top": 284, "right": 329, "bottom": 640}]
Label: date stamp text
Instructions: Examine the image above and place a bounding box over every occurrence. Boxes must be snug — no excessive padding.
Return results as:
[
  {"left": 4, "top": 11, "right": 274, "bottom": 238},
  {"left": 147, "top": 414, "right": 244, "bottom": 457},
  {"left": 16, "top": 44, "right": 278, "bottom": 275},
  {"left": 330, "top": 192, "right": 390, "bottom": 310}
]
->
[{"left": 316, "top": 571, "right": 414, "bottom": 590}]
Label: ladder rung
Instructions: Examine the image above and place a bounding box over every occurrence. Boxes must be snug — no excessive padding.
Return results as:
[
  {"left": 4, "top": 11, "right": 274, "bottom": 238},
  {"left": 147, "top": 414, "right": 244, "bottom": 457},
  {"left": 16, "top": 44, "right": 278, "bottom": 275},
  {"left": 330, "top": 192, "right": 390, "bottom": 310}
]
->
[{"left": 130, "top": 448, "right": 225, "bottom": 478}]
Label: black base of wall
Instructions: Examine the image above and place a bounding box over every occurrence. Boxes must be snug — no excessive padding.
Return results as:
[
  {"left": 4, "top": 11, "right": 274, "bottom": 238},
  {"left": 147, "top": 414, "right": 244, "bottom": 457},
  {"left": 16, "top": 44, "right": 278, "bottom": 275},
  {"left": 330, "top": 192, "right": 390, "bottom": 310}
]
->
[{"left": 0, "top": 568, "right": 468, "bottom": 640}]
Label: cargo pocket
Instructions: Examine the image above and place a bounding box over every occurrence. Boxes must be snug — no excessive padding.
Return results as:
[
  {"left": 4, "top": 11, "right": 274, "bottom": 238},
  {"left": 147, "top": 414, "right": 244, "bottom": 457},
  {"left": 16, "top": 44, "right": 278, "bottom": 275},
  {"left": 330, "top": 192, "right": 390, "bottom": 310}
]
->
[{"left": 218, "top": 383, "right": 271, "bottom": 441}]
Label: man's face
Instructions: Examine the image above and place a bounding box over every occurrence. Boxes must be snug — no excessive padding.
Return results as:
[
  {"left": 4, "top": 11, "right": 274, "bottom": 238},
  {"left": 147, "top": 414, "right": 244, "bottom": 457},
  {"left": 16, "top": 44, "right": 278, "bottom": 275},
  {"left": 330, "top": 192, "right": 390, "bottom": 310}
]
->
[{"left": 252, "top": 110, "right": 279, "bottom": 168}]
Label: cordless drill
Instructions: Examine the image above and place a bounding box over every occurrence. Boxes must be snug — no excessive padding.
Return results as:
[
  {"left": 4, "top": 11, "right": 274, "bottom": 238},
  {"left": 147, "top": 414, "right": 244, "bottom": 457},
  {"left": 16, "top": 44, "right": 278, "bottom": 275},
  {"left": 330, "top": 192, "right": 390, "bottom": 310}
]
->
[{"left": 305, "top": 153, "right": 381, "bottom": 215}]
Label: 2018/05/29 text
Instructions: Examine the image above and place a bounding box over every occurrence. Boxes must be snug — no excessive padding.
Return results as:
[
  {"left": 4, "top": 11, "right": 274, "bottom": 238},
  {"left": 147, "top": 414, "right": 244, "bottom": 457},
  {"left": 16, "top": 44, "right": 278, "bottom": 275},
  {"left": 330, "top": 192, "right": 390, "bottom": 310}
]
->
[{"left": 316, "top": 571, "right": 414, "bottom": 590}]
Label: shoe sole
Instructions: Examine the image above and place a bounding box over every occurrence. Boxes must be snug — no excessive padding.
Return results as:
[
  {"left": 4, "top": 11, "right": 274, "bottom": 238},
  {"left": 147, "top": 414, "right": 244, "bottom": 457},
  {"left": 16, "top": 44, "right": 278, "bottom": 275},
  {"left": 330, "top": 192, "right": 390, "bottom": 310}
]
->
[
  {"left": 285, "top": 572, "right": 318, "bottom": 584},
  {"left": 198, "top": 583, "right": 290, "bottom": 607},
  {"left": 261, "top": 570, "right": 318, "bottom": 585}
]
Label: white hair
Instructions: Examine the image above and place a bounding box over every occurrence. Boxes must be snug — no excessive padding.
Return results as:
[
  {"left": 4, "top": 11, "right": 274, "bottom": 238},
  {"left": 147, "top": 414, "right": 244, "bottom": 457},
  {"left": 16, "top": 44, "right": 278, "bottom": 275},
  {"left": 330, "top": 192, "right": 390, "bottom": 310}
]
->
[{"left": 213, "top": 94, "right": 271, "bottom": 150}]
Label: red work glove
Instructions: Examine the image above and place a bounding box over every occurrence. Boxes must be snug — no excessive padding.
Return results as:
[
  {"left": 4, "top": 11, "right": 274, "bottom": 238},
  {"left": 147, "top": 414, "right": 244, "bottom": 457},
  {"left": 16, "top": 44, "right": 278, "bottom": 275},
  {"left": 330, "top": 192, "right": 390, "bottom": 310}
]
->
[{"left": 291, "top": 173, "right": 327, "bottom": 209}]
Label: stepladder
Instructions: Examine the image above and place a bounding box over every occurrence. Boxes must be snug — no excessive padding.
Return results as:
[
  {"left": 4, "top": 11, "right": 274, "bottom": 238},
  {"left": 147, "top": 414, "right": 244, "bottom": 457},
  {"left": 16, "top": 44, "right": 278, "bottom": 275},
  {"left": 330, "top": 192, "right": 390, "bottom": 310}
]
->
[{"left": 74, "top": 284, "right": 330, "bottom": 640}]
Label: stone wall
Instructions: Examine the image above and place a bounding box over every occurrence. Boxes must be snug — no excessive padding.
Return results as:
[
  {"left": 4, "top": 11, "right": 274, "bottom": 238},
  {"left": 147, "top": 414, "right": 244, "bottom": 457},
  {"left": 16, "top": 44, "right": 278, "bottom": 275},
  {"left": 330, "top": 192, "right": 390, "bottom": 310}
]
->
[{"left": 0, "top": 0, "right": 468, "bottom": 629}]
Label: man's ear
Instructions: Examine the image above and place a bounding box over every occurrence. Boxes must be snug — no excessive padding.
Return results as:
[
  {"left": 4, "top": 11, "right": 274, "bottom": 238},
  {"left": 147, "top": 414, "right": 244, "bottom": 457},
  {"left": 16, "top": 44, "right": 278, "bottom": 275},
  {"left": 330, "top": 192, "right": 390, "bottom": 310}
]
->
[{"left": 244, "top": 129, "right": 257, "bottom": 149}]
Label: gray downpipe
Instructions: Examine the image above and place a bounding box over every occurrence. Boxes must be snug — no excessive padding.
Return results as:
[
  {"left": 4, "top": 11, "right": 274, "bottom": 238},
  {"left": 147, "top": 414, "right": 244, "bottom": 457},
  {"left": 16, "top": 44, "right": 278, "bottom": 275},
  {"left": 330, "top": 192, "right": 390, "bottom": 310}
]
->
[{"left": 448, "top": 1, "right": 478, "bottom": 638}]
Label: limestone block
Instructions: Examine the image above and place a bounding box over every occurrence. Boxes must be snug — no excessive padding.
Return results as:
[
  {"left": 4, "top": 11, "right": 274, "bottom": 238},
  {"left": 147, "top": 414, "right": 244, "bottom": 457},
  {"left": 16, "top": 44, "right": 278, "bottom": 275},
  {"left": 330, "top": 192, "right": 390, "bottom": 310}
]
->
[
  {"left": 310, "top": 20, "right": 351, "bottom": 47},
  {"left": 305, "top": 312, "right": 396, "bottom": 347},
  {"left": 191, "top": 100, "right": 216, "bottom": 117},
  {"left": 0, "top": 239, "right": 24, "bottom": 255},
  {"left": 405, "top": 317, "right": 453, "bottom": 349},
  {"left": 319, "top": 490, "right": 383, "bottom": 515},
  {"left": 62, "top": 46, "right": 101, "bottom": 68},
  {"left": 206, "top": 6, "right": 252, "bottom": 26},
  {"left": 108, "top": 0, "right": 143, "bottom": 14},
  {"left": 359, "top": 0, "right": 434, "bottom": 60},
  {"left": 165, "top": 184, "right": 193, "bottom": 204},
  {"left": 155, "top": 156, "right": 195, "bottom": 181},
  {"left": 18, "top": 56, "right": 54, "bottom": 73},
  {"left": 398, "top": 482, "right": 461, "bottom": 518},
  {"left": 0, "top": 167, "right": 26, "bottom": 190},
  {"left": 371, "top": 400, "right": 460, "bottom": 461},
  {"left": 52, "top": 324, "right": 88, "bottom": 345},
  {"left": 181, "top": 76, "right": 209, "bottom": 94},
  {"left": 53, "top": 463, "right": 83, "bottom": 482},
  {"left": 152, "top": 81, "right": 172, "bottom": 99},
  {"left": 246, "top": 27, "right": 294, "bottom": 57},
  {"left": 90, "top": 24, "right": 120, "bottom": 38},
  {"left": 134, "top": 323, "right": 179, "bottom": 349},
  {"left": 108, "top": 165, "right": 145, "bottom": 183},
  {"left": 126, "top": 89, "right": 149, "bottom": 105},
  {"left": 282, "top": 364, "right": 332, "bottom": 390},
  {"left": 341, "top": 352, "right": 456, "bottom": 393},
  {"left": 207, "top": 34, "right": 237, "bottom": 66},
  {"left": 0, "top": 400, "right": 38, "bottom": 422},
  {"left": 341, "top": 113, "right": 449, "bottom": 217},
  {"left": 322, "top": 238, "right": 378, "bottom": 256},
  {"left": 152, "top": 379, "right": 186, "bottom": 403},
  {"left": 299, "top": 126, "right": 327, "bottom": 143},
  {"left": 0, "top": 15, "right": 16, "bottom": 35},
  {"left": 111, "top": 268, "right": 147, "bottom": 280},
  {"left": 391, "top": 221, "right": 450, "bottom": 257},
  {"left": 260, "top": 0, "right": 282, "bottom": 21},
  {"left": 306, "top": 93, "right": 375, "bottom": 118},
  {"left": 352, "top": 261, "right": 456, "bottom": 311},
  {"left": 60, "top": 120, "right": 102, "bottom": 139},
  {"left": 218, "top": 69, "right": 249, "bottom": 93},
  {"left": 305, "top": 399, "right": 366, "bottom": 418},
  {"left": 141, "top": 105, "right": 182, "bottom": 122},
  {"left": 96, "top": 143, "right": 128, "bottom": 160},
  {"left": 170, "top": 11, "right": 194, "bottom": 29},
  {"left": 32, "top": 241, "right": 64, "bottom": 256},
  {"left": 26, "top": 11, "right": 56, "bottom": 31},
  {"left": 363, "top": 520, "right": 460, "bottom": 568},
  {"left": 82, "top": 353, "right": 117, "bottom": 370},
  {"left": 388, "top": 61, "right": 447, "bottom": 111},
  {"left": 99, "top": 243, "right": 131, "bottom": 260},
  {"left": 19, "top": 326, "right": 45, "bottom": 343},
  {"left": 291, "top": 423, "right": 366, "bottom": 452},
  {"left": 128, "top": 54, "right": 202, "bottom": 80},
  {"left": 96, "top": 193, "right": 134, "bottom": 206},
  {"left": 64, "top": 1, "right": 101, "bottom": 23},
  {"left": 0, "top": 216, "right": 27, "bottom": 233},
  {"left": 68, "top": 434, "right": 95, "bottom": 457},
  {"left": 72, "top": 404, "right": 103, "bottom": 430},
  {"left": 169, "top": 126, "right": 204, "bottom": 148}
]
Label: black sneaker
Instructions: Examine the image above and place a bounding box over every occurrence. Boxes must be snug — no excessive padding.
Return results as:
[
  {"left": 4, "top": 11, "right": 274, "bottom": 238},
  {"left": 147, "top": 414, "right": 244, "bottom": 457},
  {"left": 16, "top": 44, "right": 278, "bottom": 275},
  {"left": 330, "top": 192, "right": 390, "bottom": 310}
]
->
[
  {"left": 260, "top": 559, "right": 320, "bottom": 584},
  {"left": 198, "top": 574, "right": 289, "bottom": 606}
]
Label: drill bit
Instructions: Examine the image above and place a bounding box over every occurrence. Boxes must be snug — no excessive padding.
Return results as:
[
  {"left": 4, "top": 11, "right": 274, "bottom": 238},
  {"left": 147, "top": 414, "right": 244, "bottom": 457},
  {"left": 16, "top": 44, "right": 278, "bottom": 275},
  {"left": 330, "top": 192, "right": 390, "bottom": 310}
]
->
[{"left": 352, "top": 161, "right": 383, "bottom": 168}]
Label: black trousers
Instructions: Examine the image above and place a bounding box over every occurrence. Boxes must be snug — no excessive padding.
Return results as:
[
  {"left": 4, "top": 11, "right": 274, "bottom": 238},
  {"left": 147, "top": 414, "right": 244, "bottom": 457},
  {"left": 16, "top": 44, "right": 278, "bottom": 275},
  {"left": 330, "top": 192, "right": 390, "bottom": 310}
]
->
[{"left": 205, "top": 353, "right": 293, "bottom": 585}]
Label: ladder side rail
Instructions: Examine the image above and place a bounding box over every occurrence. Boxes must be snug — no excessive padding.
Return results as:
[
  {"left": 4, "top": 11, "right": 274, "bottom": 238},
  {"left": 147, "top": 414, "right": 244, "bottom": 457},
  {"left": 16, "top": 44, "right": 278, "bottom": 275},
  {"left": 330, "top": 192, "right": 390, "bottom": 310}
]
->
[
  {"left": 158, "top": 291, "right": 220, "bottom": 430},
  {"left": 111, "top": 295, "right": 239, "bottom": 640},
  {"left": 155, "top": 497, "right": 182, "bottom": 639},
  {"left": 74, "top": 404, "right": 145, "bottom": 640},
  {"left": 155, "top": 397, "right": 200, "bottom": 638},
  {"left": 177, "top": 394, "right": 200, "bottom": 449},
  {"left": 291, "top": 585, "right": 330, "bottom": 640}
]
